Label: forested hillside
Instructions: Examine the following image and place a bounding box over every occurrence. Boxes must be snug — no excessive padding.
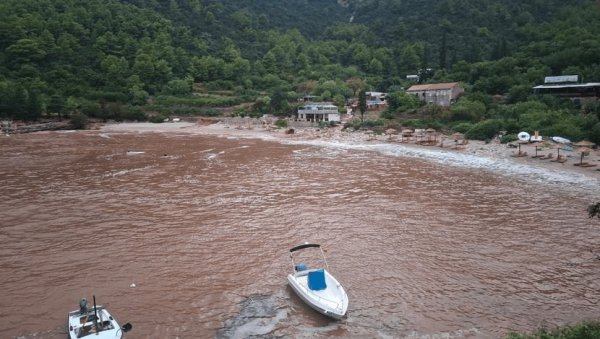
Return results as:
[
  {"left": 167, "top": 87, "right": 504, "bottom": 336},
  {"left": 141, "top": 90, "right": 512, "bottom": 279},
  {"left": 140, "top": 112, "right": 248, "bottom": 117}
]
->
[{"left": 0, "top": 0, "right": 599, "bottom": 141}]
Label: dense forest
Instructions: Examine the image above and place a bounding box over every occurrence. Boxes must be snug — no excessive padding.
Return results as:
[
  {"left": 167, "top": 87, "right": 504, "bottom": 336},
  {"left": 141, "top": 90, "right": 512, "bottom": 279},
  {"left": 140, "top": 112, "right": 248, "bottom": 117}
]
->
[{"left": 0, "top": 0, "right": 599, "bottom": 142}]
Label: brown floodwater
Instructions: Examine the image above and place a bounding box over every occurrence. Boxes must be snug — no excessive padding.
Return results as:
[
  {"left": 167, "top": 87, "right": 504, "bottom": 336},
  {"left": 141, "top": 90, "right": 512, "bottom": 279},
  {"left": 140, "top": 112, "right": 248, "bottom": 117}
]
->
[{"left": 1, "top": 128, "right": 599, "bottom": 338}]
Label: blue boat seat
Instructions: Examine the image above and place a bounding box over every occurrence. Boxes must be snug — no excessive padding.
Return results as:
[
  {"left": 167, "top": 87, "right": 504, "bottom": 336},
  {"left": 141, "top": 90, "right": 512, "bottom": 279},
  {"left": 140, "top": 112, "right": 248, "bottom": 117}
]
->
[
  {"left": 295, "top": 263, "right": 308, "bottom": 272},
  {"left": 308, "top": 269, "right": 327, "bottom": 291}
]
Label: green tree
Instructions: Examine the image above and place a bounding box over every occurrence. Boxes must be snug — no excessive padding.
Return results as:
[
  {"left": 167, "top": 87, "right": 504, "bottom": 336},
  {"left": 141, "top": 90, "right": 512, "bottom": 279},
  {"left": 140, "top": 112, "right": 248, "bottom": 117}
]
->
[
  {"left": 358, "top": 90, "right": 367, "bottom": 122},
  {"left": 253, "top": 96, "right": 270, "bottom": 113},
  {"left": 270, "top": 88, "right": 289, "bottom": 115},
  {"left": 65, "top": 96, "right": 78, "bottom": 115},
  {"left": 387, "top": 91, "right": 420, "bottom": 112},
  {"left": 399, "top": 44, "right": 421, "bottom": 73},
  {"left": 6, "top": 39, "right": 47, "bottom": 65},
  {"left": 47, "top": 94, "right": 66, "bottom": 120},
  {"left": 447, "top": 98, "right": 486, "bottom": 122},
  {"left": 345, "top": 78, "right": 366, "bottom": 98},
  {"left": 162, "top": 78, "right": 192, "bottom": 96}
]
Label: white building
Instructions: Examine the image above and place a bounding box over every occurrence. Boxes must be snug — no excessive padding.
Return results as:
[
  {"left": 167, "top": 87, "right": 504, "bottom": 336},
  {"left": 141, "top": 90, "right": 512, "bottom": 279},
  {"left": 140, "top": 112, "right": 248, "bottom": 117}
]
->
[{"left": 297, "top": 102, "right": 341, "bottom": 122}]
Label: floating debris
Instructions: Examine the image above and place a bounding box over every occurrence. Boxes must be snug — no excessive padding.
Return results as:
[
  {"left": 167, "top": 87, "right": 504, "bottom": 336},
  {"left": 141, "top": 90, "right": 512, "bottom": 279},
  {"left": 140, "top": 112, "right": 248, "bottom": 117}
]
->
[
  {"left": 126, "top": 151, "right": 145, "bottom": 156},
  {"left": 216, "top": 295, "right": 287, "bottom": 339}
]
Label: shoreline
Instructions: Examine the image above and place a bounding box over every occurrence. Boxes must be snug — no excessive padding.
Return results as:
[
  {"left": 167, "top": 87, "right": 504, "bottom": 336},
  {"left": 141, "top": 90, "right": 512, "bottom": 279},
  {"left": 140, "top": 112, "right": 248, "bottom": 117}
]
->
[{"left": 97, "top": 121, "right": 600, "bottom": 193}]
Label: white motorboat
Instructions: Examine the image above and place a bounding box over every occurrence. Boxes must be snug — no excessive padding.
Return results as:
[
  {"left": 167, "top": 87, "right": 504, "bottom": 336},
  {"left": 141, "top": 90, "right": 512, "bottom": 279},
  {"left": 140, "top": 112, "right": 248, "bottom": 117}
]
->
[
  {"left": 552, "top": 136, "right": 571, "bottom": 144},
  {"left": 517, "top": 131, "right": 530, "bottom": 142},
  {"left": 287, "top": 243, "right": 348, "bottom": 319},
  {"left": 68, "top": 296, "right": 132, "bottom": 339}
]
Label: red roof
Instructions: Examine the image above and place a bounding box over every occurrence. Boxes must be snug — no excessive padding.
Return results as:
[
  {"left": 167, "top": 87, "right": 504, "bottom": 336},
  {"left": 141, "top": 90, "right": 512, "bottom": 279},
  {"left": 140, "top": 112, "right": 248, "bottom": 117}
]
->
[{"left": 406, "top": 82, "right": 460, "bottom": 91}]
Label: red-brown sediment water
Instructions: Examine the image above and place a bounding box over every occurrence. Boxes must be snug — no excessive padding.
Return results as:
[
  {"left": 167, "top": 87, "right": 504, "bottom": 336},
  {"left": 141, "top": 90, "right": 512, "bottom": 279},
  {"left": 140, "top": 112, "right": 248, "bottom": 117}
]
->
[{"left": 1, "top": 125, "right": 599, "bottom": 338}]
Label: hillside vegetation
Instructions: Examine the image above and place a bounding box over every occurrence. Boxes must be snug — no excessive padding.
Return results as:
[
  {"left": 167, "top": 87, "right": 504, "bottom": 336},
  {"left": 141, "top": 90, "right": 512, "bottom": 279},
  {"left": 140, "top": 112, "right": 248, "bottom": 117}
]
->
[{"left": 0, "top": 0, "right": 599, "bottom": 142}]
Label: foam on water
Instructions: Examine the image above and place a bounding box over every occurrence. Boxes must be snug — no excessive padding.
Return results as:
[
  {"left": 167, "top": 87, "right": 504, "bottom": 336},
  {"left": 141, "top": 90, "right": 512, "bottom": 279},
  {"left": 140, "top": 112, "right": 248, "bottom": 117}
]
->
[
  {"left": 199, "top": 130, "right": 599, "bottom": 192},
  {"left": 277, "top": 138, "right": 600, "bottom": 194}
]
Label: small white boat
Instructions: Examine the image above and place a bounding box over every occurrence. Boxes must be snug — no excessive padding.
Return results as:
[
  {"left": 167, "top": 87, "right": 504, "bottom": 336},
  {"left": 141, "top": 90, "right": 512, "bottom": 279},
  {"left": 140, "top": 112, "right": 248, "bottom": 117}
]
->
[
  {"left": 517, "top": 131, "right": 530, "bottom": 142},
  {"left": 68, "top": 296, "right": 132, "bottom": 339},
  {"left": 287, "top": 243, "right": 348, "bottom": 319},
  {"left": 552, "top": 136, "right": 571, "bottom": 144}
]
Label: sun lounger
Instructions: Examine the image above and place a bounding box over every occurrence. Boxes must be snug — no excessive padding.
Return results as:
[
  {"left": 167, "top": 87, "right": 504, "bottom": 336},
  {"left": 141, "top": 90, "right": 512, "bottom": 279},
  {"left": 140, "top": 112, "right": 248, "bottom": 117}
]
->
[
  {"left": 511, "top": 151, "right": 528, "bottom": 157},
  {"left": 574, "top": 162, "right": 597, "bottom": 167},
  {"left": 539, "top": 153, "right": 554, "bottom": 160}
]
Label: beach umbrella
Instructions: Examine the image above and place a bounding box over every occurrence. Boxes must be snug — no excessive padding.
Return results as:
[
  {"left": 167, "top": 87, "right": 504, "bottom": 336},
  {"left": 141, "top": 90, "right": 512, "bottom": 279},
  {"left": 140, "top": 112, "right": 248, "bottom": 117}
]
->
[
  {"left": 452, "top": 132, "right": 464, "bottom": 140},
  {"left": 573, "top": 140, "right": 595, "bottom": 148},
  {"left": 577, "top": 146, "right": 591, "bottom": 165},
  {"left": 425, "top": 128, "right": 437, "bottom": 141},
  {"left": 400, "top": 129, "right": 413, "bottom": 142},
  {"left": 516, "top": 139, "right": 529, "bottom": 153},
  {"left": 452, "top": 132, "right": 465, "bottom": 149},
  {"left": 385, "top": 128, "right": 397, "bottom": 140}
]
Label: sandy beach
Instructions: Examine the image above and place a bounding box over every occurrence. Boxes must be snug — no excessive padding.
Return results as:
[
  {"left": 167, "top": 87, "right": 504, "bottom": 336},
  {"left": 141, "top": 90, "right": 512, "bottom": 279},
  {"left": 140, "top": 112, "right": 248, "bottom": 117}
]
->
[{"left": 99, "top": 119, "right": 600, "bottom": 185}]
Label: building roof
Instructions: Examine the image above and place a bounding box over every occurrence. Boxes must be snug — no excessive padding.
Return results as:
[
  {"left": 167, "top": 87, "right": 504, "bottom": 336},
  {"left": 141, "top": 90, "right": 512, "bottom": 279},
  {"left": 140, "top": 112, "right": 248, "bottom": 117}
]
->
[
  {"left": 406, "top": 82, "right": 460, "bottom": 92},
  {"left": 533, "top": 82, "right": 600, "bottom": 89},
  {"left": 366, "top": 91, "right": 387, "bottom": 97},
  {"left": 298, "top": 102, "right": 339, "bottom": 110},
  {"left": 532, "top": 82, "right": 600, "bottom": 97},
  {"left": 544, "top": 75, "right": 578, "bottom": 84}
]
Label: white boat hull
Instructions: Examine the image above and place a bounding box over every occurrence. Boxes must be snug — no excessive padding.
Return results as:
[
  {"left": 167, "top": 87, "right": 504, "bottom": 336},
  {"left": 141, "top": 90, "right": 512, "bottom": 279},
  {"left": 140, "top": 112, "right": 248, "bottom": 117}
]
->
[
  {"left": 288, "top": 269, "right": 348, "bottom": 319},
  {"left": 552, "top": 136, "right": 571, "bottom": 144},
  {"left": 68, "top": 306, "right": 123, "bottom": 339}
]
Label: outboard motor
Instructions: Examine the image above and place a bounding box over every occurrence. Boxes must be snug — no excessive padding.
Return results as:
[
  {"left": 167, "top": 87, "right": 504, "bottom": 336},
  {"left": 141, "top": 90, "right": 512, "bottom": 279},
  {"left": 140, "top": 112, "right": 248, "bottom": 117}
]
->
[
  {"left": 121, "top": 323, "right": 133, "bottom": 333},
  {"left": 79, "top": 298, "right": 88, "bottom": 315}
]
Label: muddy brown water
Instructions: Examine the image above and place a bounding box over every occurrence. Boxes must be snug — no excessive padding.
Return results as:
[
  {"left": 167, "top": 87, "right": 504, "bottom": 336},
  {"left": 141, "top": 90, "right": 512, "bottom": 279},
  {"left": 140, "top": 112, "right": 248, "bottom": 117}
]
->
[{"left": 1, "top": 128, "right": 599, "bottom": 338}]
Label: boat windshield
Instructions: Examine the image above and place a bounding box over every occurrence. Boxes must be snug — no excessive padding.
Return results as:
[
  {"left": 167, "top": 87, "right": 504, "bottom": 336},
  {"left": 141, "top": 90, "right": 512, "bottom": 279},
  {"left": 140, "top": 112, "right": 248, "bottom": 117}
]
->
[{"left": 290, "top": 243, "right": 320, "bottom": 252}]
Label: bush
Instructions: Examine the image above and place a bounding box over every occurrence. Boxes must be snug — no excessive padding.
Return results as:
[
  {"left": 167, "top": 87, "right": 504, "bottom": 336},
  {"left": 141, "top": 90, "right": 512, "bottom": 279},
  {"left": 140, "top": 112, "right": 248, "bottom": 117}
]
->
[
  {"left": 588, "top": 122, "right": 600, "bottom": 144},
  {"left": 162, "top": 79, "right": 193, "bottom": 96},
  {"left": 452, "top": 122, "right": 474, "bottom": 134},
  {"left": 379, "top": 109, "right": 396, "bottom": 120},
  {"left": 399, "top": 119, "right": 427, "bottom": 129},
  {"left": 121, "top": 106, "right": 146, "bottom": 121},
  {"left": 345, "top": 118, "right": 385, "bottom": 130},
  {"left": 465, "top": 119, "right": 502, "bottom": 140},
  {"left": 361, "top": 119, "right": 386, "bottom": 128},
  {"left": 235, "top": 110, "right": 262, "bottom": 118},
  {"left": 501, "top": 133, "right": 518, "bottom": 144},
  {"left": 541, "top": 119, "right": 583, "bottom": 141},
  {"left": 275, "top": 119, "right": 288, "bottom": 128},
  {"left": 80, "top": 100, "right": 100, "bottom": 117},
  {"left": 447, "top": 98, "right": 486, "bottom": 121},
  {"left": 149, "top": 114, "right": 167, "bottom": 123},
  {"left": 154, "top": 95, "right": 242, "bottom": 107},
  {"left": 70, "top": 113, "right": 88, "bottom": 129}
]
